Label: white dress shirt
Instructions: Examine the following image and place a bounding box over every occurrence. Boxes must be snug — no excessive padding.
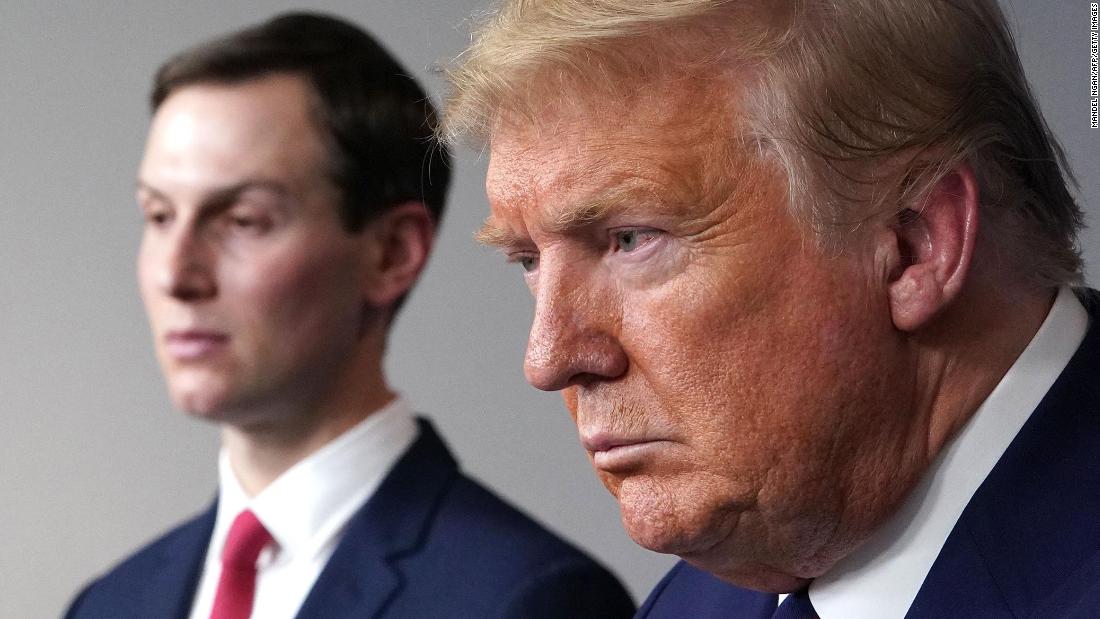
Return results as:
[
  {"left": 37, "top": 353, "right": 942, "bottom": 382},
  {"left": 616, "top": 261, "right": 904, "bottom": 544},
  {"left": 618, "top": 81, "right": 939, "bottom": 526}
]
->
[
  {"left": 188, "top": 397, "right": 419, "bottom": 619},
  {"left": 808, "top": 286, "right": 1089, "bottom": 618}
]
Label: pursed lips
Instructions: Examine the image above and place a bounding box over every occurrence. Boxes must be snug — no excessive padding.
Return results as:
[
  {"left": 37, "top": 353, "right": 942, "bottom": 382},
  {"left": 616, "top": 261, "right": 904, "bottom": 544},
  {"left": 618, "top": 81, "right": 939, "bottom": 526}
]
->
[
  {"left": 163, "top": 329, "right": 230, "bottom": 360},
  {"left": 581, "top": 431, "right": 671, "bottom": 472}
]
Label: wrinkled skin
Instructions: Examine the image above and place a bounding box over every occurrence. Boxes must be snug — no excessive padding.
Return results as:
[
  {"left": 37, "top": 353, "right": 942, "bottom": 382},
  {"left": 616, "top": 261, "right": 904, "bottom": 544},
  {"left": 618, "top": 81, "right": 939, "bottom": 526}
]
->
[{"left": 482, "top": 78, "right": 933, "bottom": 590}]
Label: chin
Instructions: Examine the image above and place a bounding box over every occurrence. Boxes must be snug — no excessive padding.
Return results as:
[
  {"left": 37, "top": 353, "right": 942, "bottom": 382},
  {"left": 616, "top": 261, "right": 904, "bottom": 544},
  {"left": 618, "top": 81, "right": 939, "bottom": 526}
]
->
[
  {"left": 174, "top": 394, "right": 230, "bottom": 420},
  {"left": 614, "top": 475, "right": 741, "bottom": 559},
  {"left": 168, "top": 381, "right": 234, "bottom": 420},
  {"left": 165, "top": 365, "right": 246, "bottom": 416}
]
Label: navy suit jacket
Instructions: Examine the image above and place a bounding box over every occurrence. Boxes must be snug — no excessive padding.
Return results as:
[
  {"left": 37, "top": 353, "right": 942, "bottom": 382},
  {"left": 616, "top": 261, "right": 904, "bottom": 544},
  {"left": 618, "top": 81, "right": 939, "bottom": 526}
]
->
[
  {"left": 67, "top": 420, "right": 635, "bottom": 618},
  {"left": 638, "top": 289, "right": 1100, "bottom": 618}
]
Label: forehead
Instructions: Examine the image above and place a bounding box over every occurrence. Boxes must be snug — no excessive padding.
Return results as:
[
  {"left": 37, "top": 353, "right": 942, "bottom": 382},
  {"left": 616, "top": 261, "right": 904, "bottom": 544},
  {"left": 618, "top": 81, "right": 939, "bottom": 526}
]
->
[
  {"left": 485, "top": 74, "right": 748, "bottom": 228},
  {"left": 141, "top": 74, "right": 329, "bottom": 190}
]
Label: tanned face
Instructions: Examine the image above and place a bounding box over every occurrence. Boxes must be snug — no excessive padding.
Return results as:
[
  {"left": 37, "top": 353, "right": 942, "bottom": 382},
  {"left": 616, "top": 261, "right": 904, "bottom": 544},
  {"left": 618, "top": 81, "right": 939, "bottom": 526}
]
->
[{"left": 482, "top": 75, "right": 930, "bottom": 590}]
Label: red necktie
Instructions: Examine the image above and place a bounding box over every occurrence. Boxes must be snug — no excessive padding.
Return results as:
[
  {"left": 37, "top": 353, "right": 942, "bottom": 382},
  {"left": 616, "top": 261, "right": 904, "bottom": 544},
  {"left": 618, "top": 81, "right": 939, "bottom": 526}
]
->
[{"left": 209, "top": 510, "right": 273, "bottom": 619}]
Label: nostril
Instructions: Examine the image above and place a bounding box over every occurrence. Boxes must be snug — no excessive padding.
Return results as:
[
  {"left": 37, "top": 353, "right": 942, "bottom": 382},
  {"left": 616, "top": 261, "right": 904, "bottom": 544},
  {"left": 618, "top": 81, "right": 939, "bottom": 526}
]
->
[
  {"left": 524, "top": 332, "right": 628, "bottom": 392},
  {"left": 166, "top": 264, "right": 217, "bottom": 301}
]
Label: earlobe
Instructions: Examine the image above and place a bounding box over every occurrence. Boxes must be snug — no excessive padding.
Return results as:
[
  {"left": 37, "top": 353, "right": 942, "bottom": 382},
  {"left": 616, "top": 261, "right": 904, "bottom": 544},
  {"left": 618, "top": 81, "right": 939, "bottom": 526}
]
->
[
  {"left": 361, "top": 201, "right": 435, "bottom": 308},
  {"left": 884, "top": 163, "right": 979, "bottom": 332}
]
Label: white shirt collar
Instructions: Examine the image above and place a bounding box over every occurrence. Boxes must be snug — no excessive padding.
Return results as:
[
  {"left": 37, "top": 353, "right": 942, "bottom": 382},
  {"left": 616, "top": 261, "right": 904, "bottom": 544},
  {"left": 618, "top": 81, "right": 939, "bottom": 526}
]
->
[
  {"left": 211, "top": 396, "right": 419, "bottom": 565},
  {"left": 810, "top": 286, "right": 1090, "bottom": 618}
]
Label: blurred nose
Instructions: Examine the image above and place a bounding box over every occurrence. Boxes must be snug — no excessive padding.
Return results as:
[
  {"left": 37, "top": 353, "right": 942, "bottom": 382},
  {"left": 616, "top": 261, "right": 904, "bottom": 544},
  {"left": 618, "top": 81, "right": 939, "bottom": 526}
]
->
[
  {"left": 524, "top": 260, "right": 627, "bottom": 391},
  {"left": 151, "top": 227, "right": 217, "bottom": 302}
]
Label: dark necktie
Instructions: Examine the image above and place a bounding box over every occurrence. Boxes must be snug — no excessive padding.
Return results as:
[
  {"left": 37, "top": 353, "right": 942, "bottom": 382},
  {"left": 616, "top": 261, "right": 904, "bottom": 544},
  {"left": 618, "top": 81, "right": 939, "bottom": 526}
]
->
[
  {"left": 210, "top": 509, "right": 273, "bottom": 619},
  {"left": 772, "top": 588, "right": 819, "bottom": 619}
]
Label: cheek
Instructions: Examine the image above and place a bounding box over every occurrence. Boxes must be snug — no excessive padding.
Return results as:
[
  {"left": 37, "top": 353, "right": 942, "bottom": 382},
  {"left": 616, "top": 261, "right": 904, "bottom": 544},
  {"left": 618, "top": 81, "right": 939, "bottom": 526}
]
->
[
  {"left": 623, "top": 255, "right": 790, "bottom": 408},
  {"left": 228, "top": 247, "right": 362, "bottom": 345},
  {"left": 136, "top": 247, "right": 159, "bottom": 314},
  {"left": 622, "top": 247, "right": 882, "bottom": 454}
]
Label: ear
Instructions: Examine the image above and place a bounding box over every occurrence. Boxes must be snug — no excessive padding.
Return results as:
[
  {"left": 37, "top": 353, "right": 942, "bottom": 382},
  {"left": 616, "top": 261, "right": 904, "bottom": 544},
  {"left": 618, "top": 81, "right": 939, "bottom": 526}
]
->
[
  {"left": 879, "top": 163, "right": 979, "bottom": 332},
  {"left": 360, "top": 201, "right": 435, "bottom": 308}
]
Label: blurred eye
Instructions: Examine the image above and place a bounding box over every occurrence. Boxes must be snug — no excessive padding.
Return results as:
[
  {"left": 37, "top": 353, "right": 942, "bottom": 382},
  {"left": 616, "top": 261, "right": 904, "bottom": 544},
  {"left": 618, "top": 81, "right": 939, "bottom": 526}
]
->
[
  {"left": 612, "top": 229, "right": 656, "bottom": 253},
  {"left": 142, "top": 207, "right": 172, "bottom": 228},
  {"left": 225, "top": 209, "right": 272, "bottom": 234}
]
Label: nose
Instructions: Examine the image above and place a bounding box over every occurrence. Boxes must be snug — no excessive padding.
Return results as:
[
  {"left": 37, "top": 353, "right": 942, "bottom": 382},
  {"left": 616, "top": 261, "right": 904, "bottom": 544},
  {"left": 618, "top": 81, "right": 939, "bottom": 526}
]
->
[
  {"left": 524, "top": 262, "right": 628, "bottom": 391},
  {"left": 149, "top": 227, "right": 217, "bottom": 302}
]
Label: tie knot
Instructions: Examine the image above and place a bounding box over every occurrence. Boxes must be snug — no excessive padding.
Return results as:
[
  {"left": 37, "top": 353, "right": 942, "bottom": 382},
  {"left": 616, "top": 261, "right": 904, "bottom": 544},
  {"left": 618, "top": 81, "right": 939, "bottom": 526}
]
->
[{"left": 221, "top": 510, "right": 272, "bottom": 569}]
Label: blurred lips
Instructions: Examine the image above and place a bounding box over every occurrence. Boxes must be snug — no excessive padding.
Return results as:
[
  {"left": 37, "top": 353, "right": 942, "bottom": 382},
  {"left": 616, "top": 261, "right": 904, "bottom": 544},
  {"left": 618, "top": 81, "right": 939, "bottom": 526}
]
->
[{"left": 163, "top": 330, "right": 229, "bottom": 360}]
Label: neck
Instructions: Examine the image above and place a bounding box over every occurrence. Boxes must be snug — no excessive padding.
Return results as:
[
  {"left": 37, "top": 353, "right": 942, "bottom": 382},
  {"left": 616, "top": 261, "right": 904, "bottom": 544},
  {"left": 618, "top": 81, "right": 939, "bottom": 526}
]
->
[
  {"left": 789, "top": 279, "right": 1055, "bottom": 590},
  {"left": 222, "top": 336, "right": 395, "bottom": 497},
  {"left": 915, "top": 278, "right": 1055, "bottom": 460}
]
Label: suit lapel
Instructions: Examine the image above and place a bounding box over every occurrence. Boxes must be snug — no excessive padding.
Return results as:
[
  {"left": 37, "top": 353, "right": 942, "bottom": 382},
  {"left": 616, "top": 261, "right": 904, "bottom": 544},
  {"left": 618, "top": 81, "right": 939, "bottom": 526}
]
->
[
  {"left": 295, "top": 419, "right": 459, "bottom": 619},
  {"left": 908, "top": 289, "right": 1100, "bottom": 617},
  {"left": 140, "top": 501, "right": 216, "bottom": 619}
]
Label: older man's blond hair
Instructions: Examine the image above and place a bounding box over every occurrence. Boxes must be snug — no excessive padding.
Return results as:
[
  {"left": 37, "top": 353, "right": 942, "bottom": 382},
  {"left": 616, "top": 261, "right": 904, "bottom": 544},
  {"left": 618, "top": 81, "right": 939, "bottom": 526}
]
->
[{"left": 444, "top": 0, "right": 1083, "bottom": 288}]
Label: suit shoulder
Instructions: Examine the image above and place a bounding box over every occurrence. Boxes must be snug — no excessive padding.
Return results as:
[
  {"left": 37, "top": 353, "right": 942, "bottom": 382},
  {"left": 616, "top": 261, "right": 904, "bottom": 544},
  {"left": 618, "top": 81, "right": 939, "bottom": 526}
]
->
[
  {"left": 65, "top": 508, "right": 213, "bottom": 619},
  {"left": 438, "top": 472, "right": 597, "bottom": 562},
  {"left": 494, "top": 551, "right": 637, "bottom": 618},
  {"left": 637, "top": 561, "right": 774, "bottom": 619},
  {"left": 415, "top": 472, "right": 635, "bottom": 617},
  {"left": 93, "top": 509, "right": 211, "bottom": 577}
]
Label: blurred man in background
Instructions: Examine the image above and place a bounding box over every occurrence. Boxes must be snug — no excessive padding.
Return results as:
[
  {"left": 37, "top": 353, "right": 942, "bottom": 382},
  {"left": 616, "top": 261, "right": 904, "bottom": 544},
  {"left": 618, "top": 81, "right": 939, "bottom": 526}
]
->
[{"left": 67, "top": 12, "right": 633, "bottom": 619}]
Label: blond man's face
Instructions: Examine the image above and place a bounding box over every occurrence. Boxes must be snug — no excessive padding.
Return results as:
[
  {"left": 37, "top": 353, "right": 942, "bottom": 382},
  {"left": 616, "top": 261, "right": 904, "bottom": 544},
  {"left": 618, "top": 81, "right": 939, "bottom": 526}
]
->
[{"left": 482, "top": 77, "right": 923, "bottom": 587}]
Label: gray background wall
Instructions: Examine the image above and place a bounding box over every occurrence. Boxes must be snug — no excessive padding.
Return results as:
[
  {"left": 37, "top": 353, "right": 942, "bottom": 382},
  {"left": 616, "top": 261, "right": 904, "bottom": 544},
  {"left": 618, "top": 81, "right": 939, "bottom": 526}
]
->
[{"left": 0, "top": 2, "right": 1096, "bottom": 617}]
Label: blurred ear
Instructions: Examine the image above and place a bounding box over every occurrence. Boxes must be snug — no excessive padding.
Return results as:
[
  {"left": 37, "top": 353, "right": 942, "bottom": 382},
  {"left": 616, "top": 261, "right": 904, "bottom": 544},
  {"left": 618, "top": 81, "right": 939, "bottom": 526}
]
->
[
  {"left": 879, "top": 163, "right": 979, "bottom": 332},
  {"left": 360, "top": 201, "right": 435, "bottom": 308}
]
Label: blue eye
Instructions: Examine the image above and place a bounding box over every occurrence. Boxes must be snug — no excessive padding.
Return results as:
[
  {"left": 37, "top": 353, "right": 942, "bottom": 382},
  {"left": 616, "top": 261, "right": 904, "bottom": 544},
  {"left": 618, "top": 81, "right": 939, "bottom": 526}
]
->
[
  {"left": 614, "top": 229, "right": 656, "bottom": 253},
  {"left": 618, "top": 230, "right": 638, "bottom": 251}
]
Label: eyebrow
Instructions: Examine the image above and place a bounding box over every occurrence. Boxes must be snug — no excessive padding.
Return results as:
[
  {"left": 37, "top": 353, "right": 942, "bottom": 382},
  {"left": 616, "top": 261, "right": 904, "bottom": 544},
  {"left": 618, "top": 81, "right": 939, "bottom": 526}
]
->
[
  {"left": 475, "top": 183, "right": 655, "bottom": 249},
  {"left": 134, "top": 179, "right": 291, "bottom": 207}
]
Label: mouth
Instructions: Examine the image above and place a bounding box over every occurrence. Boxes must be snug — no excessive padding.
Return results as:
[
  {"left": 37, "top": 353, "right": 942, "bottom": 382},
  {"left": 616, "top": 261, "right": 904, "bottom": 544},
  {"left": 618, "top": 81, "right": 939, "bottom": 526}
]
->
[
  {"left": 163, "top": 330, "right": 229, "bottom": 360},
  {"left": 582, "top": 433, "right": 671, "bottom": 472}
]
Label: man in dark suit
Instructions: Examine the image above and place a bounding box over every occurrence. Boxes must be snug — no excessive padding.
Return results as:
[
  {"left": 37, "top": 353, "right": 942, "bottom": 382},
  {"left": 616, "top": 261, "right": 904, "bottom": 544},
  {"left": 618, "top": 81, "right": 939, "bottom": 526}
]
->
[
  {"left": 66, "top": 12, "right": 634, "bottom": 619},
  {"left": 442, "top": 0, "right": 1096, "bottom": 616}
]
